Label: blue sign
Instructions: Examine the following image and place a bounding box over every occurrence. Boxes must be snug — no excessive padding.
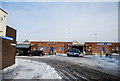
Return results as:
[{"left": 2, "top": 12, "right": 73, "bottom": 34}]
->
[
  {"left": 104, "top": 43, "right": 107, "bottom": 45},
  {"left": 97, "top": 43, "right": 112, "bottom": 45},
  {"left": 67, "top": 45, "right": 70, "bottom": 47},
  {"left": 0, "top": 36, "right": 13, "bottom": 41}
]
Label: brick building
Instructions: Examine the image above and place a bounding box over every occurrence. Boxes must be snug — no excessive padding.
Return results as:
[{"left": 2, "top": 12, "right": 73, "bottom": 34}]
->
[
  {"left": 85, "top": 42, "right": 120, "bottom": 55},
  {"left": 30, "top": 41, "right": 72, "bottom": 54},
  {"left": 0, "top": 8, "right": 16, "bottom": 69}
]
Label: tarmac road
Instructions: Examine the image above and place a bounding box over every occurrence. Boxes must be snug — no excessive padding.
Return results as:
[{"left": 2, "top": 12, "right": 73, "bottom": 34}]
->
[{"left": 17, "top": 56, "right": 119, "bottom": 81}]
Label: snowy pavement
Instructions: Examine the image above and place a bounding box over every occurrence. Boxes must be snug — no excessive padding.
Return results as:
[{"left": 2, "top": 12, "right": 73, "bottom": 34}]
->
[
  {"left": 16, "top": 54, "right": 119, "bottom": 80},
  {"left": 1, "top": 58, "right": 61, "bottom": 79}
]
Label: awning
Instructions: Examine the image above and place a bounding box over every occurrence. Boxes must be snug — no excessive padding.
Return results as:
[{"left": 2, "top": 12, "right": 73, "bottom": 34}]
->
[{"left": 16, "top": 44, "right": 30, "bottom": 48}]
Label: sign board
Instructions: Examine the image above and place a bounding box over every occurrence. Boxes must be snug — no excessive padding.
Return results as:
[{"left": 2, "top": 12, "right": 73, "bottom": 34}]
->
[
  {"left": 46, "top": 42, "right": 56, "bottom": 45},
  {"left": 0, "top": 36, "right": 13, "bottom": 41},
  {"left": 67, "top": 44, "right": 70, "bottom": 47},
  {"left": 0, "top": 9, "right": 7, "bottom": 37},
  {"left": 97, "top": 43, "right": 112, "bottom": 45}
]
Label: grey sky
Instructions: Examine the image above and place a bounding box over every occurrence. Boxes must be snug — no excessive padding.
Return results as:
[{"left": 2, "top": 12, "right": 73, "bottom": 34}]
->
[{"left": 2, "top": 2, "right": 118, "bottom": 43}]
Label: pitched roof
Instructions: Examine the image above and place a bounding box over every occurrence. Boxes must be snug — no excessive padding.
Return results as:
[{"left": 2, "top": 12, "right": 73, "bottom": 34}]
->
[{"left": 0, "top": 8, "right": 8, "bottom": 14}]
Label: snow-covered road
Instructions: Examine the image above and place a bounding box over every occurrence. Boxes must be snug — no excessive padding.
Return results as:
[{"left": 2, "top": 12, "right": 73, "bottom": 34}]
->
[
  {"left": 1, "top": 54, "right": 119, "bottom": 80},
  {"left": 2, "top": 58, "right": 61, "bottom": 79},
  {"left": 16, "top": 54, "right": 119, "bottom": 80},
  {"left": 46, "top": 54, "right": 119, "bottom": 77}
]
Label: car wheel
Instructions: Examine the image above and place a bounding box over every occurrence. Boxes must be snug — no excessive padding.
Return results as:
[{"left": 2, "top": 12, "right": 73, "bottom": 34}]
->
[
  {"left": 67, "top": 54, "right": 70, "bottom": 57},
  {"left": 79, "top": 54, "right": 84, "bottom": 57},
  {"left": 77, "top": 55, "right": 79, "bottom": 57}
]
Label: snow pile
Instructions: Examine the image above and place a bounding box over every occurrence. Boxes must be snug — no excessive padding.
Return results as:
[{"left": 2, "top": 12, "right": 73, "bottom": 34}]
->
[
  {"left": 57, "top": 54, "right": 67, "bottom": 57},
  {"left": 0, "top": 70, "right": 2, "bottom": 81},
  {"left": 3, "top": 63, "right": 17, "bottom": 73},
  {"left": 84, "top": 55, "right": 118, "bottom": 64},
  {"left": 2, "top": 58, "right": 61, "bottom": 79},
  {"left": 16, "top": 55, "right": 51, "bottom": 58}
]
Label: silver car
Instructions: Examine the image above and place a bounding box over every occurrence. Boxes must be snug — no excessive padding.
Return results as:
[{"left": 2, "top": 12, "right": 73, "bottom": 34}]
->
[{"left": 67, "top": 48, "right": 84, "bottom": 57}]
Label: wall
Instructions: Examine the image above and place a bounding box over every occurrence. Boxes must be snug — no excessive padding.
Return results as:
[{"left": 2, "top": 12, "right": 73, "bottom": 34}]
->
[
  {"left": 0, "top": 38, "right": 2, "bottom": 70},
  {"left": 31, "top": 42, "right": 72, "bottom": 54},
  {"left": 85, "top": 42, "right": 120, "bottom": 55},
  {"left": 0, "top": 26, "right": 16, "bottom": 69},
  {"left": 0, "top": 9, "right": 7, "bottom": 37}
]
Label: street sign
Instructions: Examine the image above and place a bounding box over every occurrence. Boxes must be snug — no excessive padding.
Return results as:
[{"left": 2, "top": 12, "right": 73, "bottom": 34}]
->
[
  {"left": 97, "top": 43, "right": 112, "bottom": 45},
  {"left": 0, "top": 36, "right": 13, "bottom": 40},
  {"left": 104, "top": 43, "right": 107, "bottom": 45}
]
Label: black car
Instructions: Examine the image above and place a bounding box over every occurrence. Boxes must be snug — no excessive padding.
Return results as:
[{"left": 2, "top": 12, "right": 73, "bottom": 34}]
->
[{"left": 29, "top": 51, "right": 45, "bottom": 56}]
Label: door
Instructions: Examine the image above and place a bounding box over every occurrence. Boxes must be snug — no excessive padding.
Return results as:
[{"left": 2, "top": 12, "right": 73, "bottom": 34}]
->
[
  {"left": 50, "top": 47, "right": 53, "bottom": 52},
  {"left": 102, "top": 47, "right": 105, "bottom": 54},
  {"left": 102, "top": 47, "right": 104, "bottom": 51}
]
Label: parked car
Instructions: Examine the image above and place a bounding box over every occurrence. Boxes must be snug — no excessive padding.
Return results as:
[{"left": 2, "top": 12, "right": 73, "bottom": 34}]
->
[
  {"left": 29, "top": 51, "right": 45, "bottom": 56},
  {"left": 67, "top": 48, "right": 84, "bottom": 57}
]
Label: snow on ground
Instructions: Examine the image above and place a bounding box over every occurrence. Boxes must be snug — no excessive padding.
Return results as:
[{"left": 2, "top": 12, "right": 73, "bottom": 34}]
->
[
  {"left": 56, "top": 54, "right": 67, "bottom": 57},
  {"left": 84, "top": 55, "right": 118, "bottom": 64},
  {"left": 16, "top": 55, "right": 51, "bottom": 58},
  {"left": 15, "top": 54, "right": 119, "bottom": 77},
  {"left": 42, "top": 54, "right": 119, "bottom": 77},
  {"left": 2, "top": 58, "right": 61, "bottom": 79},
  {"left": 0, "top": 70, "right": 2, "bottom": 81}
]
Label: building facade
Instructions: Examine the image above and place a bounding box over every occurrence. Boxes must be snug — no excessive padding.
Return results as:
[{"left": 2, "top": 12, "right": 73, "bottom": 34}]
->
[
  {"left": 0, "top": 9, "right": 16, "bottom": 69},
  {"left": 0, "top": 8, "right": 7, "bottom": 37},
  {"left": 0, "top": 26, "right": 16, "bottom": 69},
  {"left": 31, "top": 41, "right": 72, "bottom": 54},
  {"left": 85, "top": 42, "right": 120, "bottom": 55}
]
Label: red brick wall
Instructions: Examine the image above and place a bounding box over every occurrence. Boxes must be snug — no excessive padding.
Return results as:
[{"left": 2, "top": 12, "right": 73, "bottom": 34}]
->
[
  {"left": 31, "top": 42, "right": 72, "bottom": 54},
  {"left": 85, "top": 42, "right": 120, "bottom": 55}
]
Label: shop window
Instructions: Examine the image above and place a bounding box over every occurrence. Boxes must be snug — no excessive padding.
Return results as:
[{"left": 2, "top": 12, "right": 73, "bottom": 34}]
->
[
  {"left": 40, "top": 47, "right": 46, "bottom": 51},
  {"left": 58, "top": 47, "right": 62, "bottom": 50},
  {"left": 96, "top": 46, "right": 99, "bottom": 49},
  {"left": 36, "top": 47, "right": 38, "bottom": 50}
]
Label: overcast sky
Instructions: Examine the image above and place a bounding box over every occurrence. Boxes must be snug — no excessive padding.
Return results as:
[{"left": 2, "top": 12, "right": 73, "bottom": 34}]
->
[{"left": 2, "top": 2, "right": 118, "bottom": 42}]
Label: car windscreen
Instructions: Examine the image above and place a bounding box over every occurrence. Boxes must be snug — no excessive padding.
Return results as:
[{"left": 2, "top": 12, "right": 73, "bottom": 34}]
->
[
  {"left": 68, "top": 49, "right": 73, "bottom": 52},
  {"left": 75, "top": 49, "right": 81, "bottom": 53}
]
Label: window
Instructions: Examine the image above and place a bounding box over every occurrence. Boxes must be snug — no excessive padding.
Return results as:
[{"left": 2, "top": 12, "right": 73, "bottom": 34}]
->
[
  {"left": 75, "top": 49, "right": 81, "bottom": 53},
  {"left": 68, "top": 49, "right": 73, "bottom": 52},
  {"left": 96, "top": 46, "right": 99, "bottom": 49},
  {"left": 36, "top": 47, "right": 38, "bottom": 50},
  {"left": 58, "top": 47, "right": 62, "bottom": 50},
  {"left": 40, "top": 47, "right": 46, "bottom": 51}
]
